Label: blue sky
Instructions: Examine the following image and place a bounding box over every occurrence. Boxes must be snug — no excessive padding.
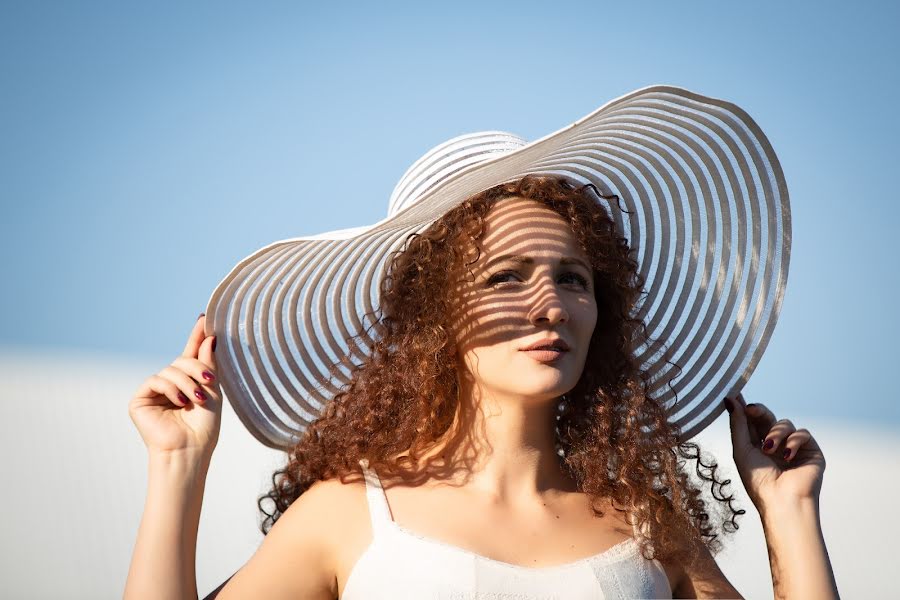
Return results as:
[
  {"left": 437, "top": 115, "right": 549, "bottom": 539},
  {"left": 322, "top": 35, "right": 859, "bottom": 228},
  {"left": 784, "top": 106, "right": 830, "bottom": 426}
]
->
[{"left": 1, "top": 1, "right": 898, "bottom": 428}]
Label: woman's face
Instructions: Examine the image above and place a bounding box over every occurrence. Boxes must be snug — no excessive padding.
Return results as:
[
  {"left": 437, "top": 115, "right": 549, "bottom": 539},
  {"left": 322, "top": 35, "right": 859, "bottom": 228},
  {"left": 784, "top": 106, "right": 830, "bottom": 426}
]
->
[{"left": 449, "top": 195, "right": 598, "bottom": 405}]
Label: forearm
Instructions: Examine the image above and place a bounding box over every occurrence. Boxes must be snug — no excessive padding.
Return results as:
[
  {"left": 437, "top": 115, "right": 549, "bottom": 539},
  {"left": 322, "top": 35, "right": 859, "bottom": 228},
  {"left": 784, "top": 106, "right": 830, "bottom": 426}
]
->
[
  {"left": 760, "top": 496, "right": 839, "bottom": 600},
  {"left": 123, "top": 452, "right": 211, "bottom": 600}
]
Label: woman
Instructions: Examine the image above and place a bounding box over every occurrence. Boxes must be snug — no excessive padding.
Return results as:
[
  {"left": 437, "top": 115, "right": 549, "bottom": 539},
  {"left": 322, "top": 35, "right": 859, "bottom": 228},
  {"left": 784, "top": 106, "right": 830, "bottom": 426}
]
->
[{"left": 124, "top": 88, "right": 839, "bottom": 599}]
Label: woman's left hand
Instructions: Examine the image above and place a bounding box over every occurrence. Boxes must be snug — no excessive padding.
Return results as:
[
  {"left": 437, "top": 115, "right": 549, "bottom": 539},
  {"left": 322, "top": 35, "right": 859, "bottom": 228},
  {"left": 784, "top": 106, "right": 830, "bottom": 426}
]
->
[{"left": 725, "top": 393, "right": 826, "bottom": 513}]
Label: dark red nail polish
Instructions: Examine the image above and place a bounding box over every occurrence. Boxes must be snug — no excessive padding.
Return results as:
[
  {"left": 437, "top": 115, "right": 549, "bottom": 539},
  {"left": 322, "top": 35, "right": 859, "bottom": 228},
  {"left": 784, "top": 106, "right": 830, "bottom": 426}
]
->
[
  {"left": 202, "top": 370, "right": 215, "bottom": 381},
  {"left": 211, "top": 336, "right": 217, "bottom": 352},
  {"left": 763, "top": 438, "right": 774, "bottom": 451},
  {"left": 177, "top": 391, "right": 189, "bottom": 404},
  {"left": 194, "top": 389, "right": 207, "bottom": 402},
  {"left": 783, "top": 448, "right": 792, "bottom": 460},
  {"left": 198, "top": 312, "right": 205, "bottom": 320},
  {"left": 723, "top": 398, "right": 733, "bottom": 413}
]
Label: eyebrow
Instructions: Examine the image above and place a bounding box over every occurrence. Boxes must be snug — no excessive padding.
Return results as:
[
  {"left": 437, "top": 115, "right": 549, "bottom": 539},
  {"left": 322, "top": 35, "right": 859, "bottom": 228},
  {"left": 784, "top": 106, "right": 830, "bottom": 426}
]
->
[{"left": 482, "top": 254, "right": 592, "bottom": 273}]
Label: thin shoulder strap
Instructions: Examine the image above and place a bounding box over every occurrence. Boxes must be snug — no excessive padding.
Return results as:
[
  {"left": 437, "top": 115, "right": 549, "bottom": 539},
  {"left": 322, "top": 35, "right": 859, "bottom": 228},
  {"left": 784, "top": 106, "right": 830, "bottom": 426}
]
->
[{"left": 358, "top": 458, "right": 394, "bottom": 537}]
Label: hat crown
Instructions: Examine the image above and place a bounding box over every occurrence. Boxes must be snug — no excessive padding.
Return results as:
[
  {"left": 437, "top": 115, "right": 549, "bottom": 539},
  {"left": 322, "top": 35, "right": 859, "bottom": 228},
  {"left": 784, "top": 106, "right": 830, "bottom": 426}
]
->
[{"left": 387, "top": 131, "right": 527, "bottom": 218}]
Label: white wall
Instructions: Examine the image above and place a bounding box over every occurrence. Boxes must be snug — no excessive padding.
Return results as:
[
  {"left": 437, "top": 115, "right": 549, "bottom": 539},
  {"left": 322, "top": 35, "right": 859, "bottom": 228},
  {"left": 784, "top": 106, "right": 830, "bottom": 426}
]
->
[{"left": 0, "top": 348, "right": 895, "bottom": 598}]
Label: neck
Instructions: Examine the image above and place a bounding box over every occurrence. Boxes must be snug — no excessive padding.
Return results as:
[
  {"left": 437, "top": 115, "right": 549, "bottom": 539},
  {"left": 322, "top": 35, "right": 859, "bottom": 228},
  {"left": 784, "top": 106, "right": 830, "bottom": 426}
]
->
[{"left": 417, "top": 378, "right": 578, "bottom": 503}]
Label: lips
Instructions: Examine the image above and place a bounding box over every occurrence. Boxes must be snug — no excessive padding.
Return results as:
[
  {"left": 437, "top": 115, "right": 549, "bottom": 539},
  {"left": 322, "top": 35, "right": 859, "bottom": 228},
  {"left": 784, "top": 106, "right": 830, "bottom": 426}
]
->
[{"left": 520, "top": 338, "right": 570, "bottom": 352}]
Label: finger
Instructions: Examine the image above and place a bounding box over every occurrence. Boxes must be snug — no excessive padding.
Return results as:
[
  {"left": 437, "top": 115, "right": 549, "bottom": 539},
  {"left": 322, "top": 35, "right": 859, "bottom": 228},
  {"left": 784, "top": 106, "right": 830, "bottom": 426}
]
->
[
  {"left": 781, "top": 429, "right": 812, "bottom": 461},
  {"left": 761, "top": 418, "right": 797, "bottom": 455},
  {"left": 171, "top": 355, "right": 218, "bottom": 387},
  {"left": 182, "top": 313, "right": 206, "bottom": 359},
  {"left": 198, "top": 333, "right": 217, "bottom": 374},
  {"left": 725, "top": 395, "right": 754, "bottom": 458},
  {"left": 744, "top": 401, "right": 777, "bottom": 445},
  {"left": 171, "top": 355, "right": 221, "bottom": 401},
  {"left": 731, "top": 392, "right": 764, "bottom": 444},
  {"left": 136, "top": 373, "right": 192, "bottom": 408},
  {"left": 160, "top": 365, "right": 211, "bottom": 405}
]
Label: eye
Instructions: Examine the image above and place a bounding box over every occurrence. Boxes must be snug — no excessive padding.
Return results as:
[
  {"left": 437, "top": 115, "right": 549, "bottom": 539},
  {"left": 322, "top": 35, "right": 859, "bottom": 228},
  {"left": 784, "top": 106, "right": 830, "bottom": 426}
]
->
[
  {"left": 562, "top": 272, "right": 591, "bottom": 289},
  {"left": 486, "top": 270, "right": 522, "bottom": 287},
  {"left": 486, "top": 270, "right": 591, "bottom": 289}
]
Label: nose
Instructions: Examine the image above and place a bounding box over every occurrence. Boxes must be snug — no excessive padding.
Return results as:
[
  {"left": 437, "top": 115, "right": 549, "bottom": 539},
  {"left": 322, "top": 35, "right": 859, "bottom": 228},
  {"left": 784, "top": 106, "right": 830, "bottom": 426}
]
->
[{"left": 527, "top": 276, "right": 569, "bottom": 326}]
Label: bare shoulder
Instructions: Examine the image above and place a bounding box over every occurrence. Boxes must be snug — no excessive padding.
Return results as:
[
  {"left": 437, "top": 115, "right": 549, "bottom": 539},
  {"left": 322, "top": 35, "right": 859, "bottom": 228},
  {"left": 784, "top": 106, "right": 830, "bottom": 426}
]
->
[
  {"left": 594, "top": 500, "right": 735, "bottom": 599},
  {"left": 594, "top": 500, "right": 686, "bottom": 595},
  {"left": 212, "top": 475, "right": 367, "bottom": 600},
  {"left": 654, "top": 555, "right": 685, "bottom": 598},
  {"left": 668, "top": 540, "right": 743, "bottom": 599}
]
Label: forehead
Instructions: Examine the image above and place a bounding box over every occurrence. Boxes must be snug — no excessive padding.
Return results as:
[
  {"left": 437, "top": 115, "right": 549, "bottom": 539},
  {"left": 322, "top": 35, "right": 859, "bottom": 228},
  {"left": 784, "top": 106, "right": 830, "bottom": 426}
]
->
[{"left": 477, "top": 195, "right": 584, "bottom": 258}]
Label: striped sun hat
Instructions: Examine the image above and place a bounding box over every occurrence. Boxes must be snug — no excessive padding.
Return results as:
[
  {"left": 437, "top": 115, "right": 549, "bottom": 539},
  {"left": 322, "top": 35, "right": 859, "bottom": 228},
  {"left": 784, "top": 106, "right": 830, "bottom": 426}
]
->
[{"left": 204, "top": 84, "right": 791, "bottom": 450}]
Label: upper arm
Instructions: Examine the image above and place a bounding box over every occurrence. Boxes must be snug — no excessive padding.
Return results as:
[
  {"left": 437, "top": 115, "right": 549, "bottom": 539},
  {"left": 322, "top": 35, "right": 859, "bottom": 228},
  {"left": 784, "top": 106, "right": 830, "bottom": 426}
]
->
[
  {"left": 213, "top": 479, "right": 341, "bottom": 600},
  {"left": 671, "top": 542, "right": 743, "bottom": 599}
]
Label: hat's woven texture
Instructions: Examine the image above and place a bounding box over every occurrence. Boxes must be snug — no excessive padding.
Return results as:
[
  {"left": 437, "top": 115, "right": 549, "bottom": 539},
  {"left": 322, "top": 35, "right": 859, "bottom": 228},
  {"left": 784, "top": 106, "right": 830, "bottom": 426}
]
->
[{"left": 205, "top": 85, "right": 790, "bottom": 450}]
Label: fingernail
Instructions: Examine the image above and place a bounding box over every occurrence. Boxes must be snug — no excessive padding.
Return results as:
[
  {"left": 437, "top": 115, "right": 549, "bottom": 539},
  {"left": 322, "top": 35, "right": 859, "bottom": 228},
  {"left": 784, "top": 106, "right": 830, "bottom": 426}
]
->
[
  {"left": 211, "top": 336, "right": 217, "bottom": 353},
  {"left": 723, "top": 398, "right": 733, "bottom": 413},
  {"left": 763, "top": 438, "right": 774, "bottom": 451},
  {"left": 202, "top": 370, "right": 215, "bottom": 381},
  {"left": 177, "top": 391, "right": 190, "bottom": 405},
  {"left": 198, "top": 312, "right": 205, "bottom": 320},
  {"left": 783, "top": 448, "right": 792, "bottom": 460},
  {"left": 194, "top": 389, "right": 207, "bottom": 402}
]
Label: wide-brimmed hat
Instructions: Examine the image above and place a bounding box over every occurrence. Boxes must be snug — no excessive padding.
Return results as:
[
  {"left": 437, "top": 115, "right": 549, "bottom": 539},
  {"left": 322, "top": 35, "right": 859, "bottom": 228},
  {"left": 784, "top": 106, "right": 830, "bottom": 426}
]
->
[{"left": 204, "top": 84, "right": 790, "bottom": 451}]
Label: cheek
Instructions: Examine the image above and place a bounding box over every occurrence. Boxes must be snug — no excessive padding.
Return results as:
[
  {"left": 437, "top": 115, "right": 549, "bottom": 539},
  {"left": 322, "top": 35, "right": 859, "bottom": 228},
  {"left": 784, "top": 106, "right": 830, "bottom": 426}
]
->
[
  {"left": 449, "top": 295, "right": 520, "bottom": 351},
  {"left": 575, "top": 298, "right": 598, "bottom": 332},
  {"left": 575, "top": 306, "right": 598, "bottom": 356},
  {"left": 458, "top": 346, "right": 504, "bottom": 381}
]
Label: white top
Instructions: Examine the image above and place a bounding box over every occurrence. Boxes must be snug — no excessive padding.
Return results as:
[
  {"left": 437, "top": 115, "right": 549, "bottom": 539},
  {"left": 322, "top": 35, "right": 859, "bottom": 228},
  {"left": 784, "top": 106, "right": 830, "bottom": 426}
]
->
[{"left": 341, "top": 458, "right": 673, "bottom": 599}]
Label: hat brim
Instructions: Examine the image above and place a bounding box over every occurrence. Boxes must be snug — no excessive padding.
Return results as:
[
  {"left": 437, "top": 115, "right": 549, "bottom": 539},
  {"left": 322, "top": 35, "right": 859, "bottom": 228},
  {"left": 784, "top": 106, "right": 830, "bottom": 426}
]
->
[{"left": 205, "top": 84, "right": 790, "bottom": 450}]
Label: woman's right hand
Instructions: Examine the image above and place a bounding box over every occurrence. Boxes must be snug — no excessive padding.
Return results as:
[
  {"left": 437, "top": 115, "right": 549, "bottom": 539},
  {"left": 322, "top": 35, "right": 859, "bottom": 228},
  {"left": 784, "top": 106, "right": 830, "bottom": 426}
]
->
[{"left": 128, "top": 314, "right": 222, "bottom": 459}]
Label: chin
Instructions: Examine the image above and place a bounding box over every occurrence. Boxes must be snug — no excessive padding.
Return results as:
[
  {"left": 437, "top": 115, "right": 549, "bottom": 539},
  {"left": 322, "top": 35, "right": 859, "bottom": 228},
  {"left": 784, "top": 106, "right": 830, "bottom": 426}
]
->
[{"left": 514, "top": 380, "right": 573, "bottom": 400}]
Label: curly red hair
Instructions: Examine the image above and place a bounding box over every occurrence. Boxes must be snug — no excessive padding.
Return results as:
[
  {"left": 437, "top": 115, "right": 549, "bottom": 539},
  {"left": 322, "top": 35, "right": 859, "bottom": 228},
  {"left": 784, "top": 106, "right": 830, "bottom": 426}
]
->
[{"left": 257, "top": 174, "right": 745, "bottom": 567}]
